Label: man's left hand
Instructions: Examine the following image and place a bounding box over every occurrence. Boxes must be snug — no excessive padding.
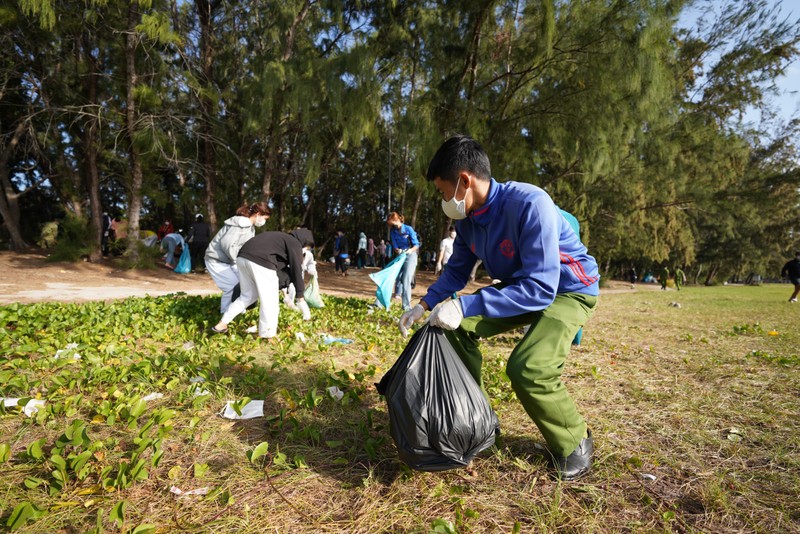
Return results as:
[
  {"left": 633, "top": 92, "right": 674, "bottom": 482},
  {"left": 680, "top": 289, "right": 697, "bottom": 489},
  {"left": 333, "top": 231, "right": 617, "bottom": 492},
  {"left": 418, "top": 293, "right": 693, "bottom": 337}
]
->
[{"left": 429, "top": 299, "right": 463, "bottom": 330}]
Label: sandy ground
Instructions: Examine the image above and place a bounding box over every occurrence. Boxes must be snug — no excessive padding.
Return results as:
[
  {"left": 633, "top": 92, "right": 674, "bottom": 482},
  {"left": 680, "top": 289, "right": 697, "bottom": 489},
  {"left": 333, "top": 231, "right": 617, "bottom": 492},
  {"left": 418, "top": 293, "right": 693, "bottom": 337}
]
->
[
  {"left": 0, "top": 250, "right": 477, "bottom": 305},
  {"left": 0, "top": 249, "right": 640, "bottom": 305}
]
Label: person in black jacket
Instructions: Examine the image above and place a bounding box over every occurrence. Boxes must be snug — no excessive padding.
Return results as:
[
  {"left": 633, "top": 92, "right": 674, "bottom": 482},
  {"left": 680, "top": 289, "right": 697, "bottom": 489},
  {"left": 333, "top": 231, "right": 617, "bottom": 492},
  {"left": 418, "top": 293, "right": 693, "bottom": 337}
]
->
[
  {"left": 211, "top": 228, "right": 314, "bottom": 339},
  {"left": 781, "top": 252, "right": 800, "bottom": 303},
  {"left": 333, "top": 229, "right": 349, "bottom": 276},
  {"left": 187, "top": 214, "right": 212, "bottom": 273}
]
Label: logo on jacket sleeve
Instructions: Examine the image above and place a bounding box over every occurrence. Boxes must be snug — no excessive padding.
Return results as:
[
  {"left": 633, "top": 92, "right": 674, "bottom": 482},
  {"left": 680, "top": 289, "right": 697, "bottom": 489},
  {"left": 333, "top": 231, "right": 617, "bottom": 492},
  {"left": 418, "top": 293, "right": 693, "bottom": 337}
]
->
[{"left": 499, "top": 239, "right": 515, "bottom": 258}]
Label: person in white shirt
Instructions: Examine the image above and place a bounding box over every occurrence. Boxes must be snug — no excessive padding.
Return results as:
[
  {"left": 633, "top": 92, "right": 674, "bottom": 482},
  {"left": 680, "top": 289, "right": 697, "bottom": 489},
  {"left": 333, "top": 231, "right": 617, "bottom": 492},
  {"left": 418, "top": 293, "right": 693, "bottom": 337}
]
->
[{"left": 435, "top": 226, "right": 456, "bottom": 275}]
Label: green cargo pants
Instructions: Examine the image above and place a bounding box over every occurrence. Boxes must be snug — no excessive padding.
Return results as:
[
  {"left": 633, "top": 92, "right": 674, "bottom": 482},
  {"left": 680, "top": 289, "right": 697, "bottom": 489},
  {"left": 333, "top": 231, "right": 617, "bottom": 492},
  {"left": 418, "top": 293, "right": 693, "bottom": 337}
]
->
[{"left": 444, "top": 291, "right": 597, "bottom": 457}]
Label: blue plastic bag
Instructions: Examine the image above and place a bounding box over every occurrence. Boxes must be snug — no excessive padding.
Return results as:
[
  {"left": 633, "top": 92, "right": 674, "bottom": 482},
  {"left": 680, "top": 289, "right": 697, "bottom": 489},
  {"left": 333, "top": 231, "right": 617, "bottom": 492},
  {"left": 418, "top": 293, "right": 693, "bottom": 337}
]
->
[
  {"left": 369, "top": 252, "right": 407, "bottom": 309},
  {"left": 174, "top": 245, "right": 191, "bottom": 274}
]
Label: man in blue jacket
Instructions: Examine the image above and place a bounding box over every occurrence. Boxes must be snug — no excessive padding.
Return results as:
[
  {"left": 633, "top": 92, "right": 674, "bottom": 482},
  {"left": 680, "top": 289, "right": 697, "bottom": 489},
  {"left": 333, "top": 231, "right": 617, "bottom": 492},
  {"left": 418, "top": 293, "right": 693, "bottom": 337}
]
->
[{"left": 400, "top": 135, "right": 600, "bottom": 480}]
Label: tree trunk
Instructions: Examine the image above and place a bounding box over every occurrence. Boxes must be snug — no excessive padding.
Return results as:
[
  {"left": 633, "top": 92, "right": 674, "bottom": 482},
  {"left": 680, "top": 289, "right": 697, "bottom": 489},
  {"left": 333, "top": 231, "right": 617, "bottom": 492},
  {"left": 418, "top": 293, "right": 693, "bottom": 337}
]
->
[
  {"left": 410, "top": 188, "right": 423, "bottom": 228},
  {"left": 693, "top": 264, "right": 703, "bottom": 285},
  {"left": 82, "top": 32, "right": 103, "bottom": 262},
  {"left": 124, "top": 1, "right": 144, "bottom": 260},
  {"left": 196, "top": 0, "right": 219, "bottom": 232},
  {"left": 704, "top": 263, "right": 719, "bottom": 286},
  {"left": 0, "top": 120, "right": 28, "bottom": 249}
]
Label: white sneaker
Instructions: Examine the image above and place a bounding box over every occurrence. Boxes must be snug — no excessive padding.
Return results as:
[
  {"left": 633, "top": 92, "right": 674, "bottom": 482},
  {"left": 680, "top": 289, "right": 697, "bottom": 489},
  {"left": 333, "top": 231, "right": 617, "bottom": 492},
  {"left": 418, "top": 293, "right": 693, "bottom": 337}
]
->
[
  {"left": 245, "top": 325, "right": 258, "bottom": 334},
  {"left": 790, "top": 298, "right": 797, "bottom": 303}
]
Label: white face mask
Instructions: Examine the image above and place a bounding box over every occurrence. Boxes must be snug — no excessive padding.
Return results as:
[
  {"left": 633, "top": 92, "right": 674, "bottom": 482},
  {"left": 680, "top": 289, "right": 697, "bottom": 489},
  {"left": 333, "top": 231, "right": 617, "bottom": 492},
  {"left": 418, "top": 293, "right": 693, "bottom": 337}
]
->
[
  {"left": 254, "top": 216, "right": 266, "bottom": 227},
  {"left": 441, "top": 180, "right": 467, "bottom": 220}
]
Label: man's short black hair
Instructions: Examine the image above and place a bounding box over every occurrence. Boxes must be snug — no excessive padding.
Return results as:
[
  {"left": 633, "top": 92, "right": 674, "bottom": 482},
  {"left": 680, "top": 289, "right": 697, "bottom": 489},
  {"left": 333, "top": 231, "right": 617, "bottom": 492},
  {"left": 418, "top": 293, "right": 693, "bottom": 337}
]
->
[{"left": 426, "top": 135, "right": 491, "bottom": 184}]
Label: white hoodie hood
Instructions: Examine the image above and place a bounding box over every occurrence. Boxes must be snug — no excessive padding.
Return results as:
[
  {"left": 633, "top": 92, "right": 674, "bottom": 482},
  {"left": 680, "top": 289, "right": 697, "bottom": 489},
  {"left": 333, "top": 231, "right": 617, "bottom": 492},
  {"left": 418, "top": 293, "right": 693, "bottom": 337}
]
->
[{"left": 225, "top": 215, "right": 253, "bottom": 228}]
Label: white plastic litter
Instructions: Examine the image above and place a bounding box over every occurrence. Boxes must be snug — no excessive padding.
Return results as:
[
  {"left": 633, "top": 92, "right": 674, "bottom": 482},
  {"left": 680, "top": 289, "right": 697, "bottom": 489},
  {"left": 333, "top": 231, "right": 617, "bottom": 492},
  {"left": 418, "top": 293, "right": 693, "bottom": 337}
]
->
[
  {"left": 245, "top": 325, "right": 259, "bottom": 334},
  {"left": 641, "top": 473, "right": 657, "bottom": 481},
  {"left": 327, "top": 386, "right": 344, "bottom": 401},
  {"left": 1, "top": 398, "right": 46, "bottom": 417},
  {"left": 142, "top": 392, "right": 164, "bottom": 401},
  {"left": 189, "top": 376, "right": 206, "bottom": 384},
  {"left": 220, "top": 400, "right": 264, "bottom": 420},
  {"left": 169, "top": 485, "right": 210, "bottom": 497},
  {"left": 54, "top": 343, "right": 81, "bottom": 360},
  {"left": 295, "top": 332, "right": 307, "bottom": 343},
  {"left": 182, "top": 341, "right": 196, "bottom": 350}
]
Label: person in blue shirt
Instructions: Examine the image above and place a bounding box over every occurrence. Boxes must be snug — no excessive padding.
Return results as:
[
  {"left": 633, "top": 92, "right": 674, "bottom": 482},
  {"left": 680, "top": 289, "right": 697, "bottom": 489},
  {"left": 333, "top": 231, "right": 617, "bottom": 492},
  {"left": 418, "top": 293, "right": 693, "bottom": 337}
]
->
[
  {"left": 387, "top": 212, "right": 421, "bottom": 311},
  {"left": 400, "top": 135, "right": 600, "bottom": 481}
]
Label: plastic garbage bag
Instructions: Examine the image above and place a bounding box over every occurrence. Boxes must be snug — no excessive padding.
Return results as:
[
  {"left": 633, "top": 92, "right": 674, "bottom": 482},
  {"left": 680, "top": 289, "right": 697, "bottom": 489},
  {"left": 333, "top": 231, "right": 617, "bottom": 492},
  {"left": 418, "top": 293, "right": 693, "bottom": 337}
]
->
[
  {"left": 369, "top": 252, "right": 407, "bottom": 309},
  {"left": 174, "top": 244, "right": 191, "bottom": 274},
  {"left": 376, "top": 324, "right": 499, "bottom": 472},
  {"left": 303, "top": 274, "right": 325, "bottom": 308}
]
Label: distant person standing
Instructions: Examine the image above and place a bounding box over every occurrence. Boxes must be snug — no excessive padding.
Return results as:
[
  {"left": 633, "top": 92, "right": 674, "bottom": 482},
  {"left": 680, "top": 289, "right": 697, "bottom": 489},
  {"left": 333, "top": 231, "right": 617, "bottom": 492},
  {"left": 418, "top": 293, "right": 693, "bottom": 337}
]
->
[
  {"left": 387, "top": 212, "right": 420, "bottom": 311},
  {"left": 674, "top": 266, "right": 686, "bottom": 291},
  {"left": 157, "top": 219, "right": 174, "bottom": 241},
  {"left": 781, "top": 252, "right": 800, "bottom": 302},
  {"left": 334, "top": 229, "right": 349, "bottom": 276},
  {"left": 101, "top": 212, "right": 113, "bottom": 256},
  {"left": 367, "top": 238, "right": 376, "bottom": 267},
  {"left": 356, "top": 232, "right": 367, "bottom": 269},
  {"left": 377, "top": 239, "right": 387, "bottom": 268},
  {"left": 628, "top": 267, "right": 637, "bottom": 285},
  {"left": 435, "top": 226, "right": 456, "bottom": 275},
  {"left": 187, "top": 214, "right": 212, "bottom": 273},
  {"left": 659, "top": 266, "right": 670, "bottom": 290}
]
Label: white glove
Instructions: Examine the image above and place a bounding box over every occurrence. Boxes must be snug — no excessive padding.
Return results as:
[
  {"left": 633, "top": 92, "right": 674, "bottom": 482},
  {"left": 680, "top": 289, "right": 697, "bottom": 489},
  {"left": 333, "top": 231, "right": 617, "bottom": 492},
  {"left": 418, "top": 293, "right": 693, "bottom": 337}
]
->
[
  {"left": 399, "top": 304, "right": 426, "bottom": 337},
  {"left": 296, "top": 299, "right": 311, "bottom": 321},
  {"left": 283, "top": 287, "right": 299, "bottom": 310},
  {"left": 306, "top": 264, "right": 317, "bottom": 277},
  {"left": 428, "top": 299, "right": 463, "bottom": 330}
]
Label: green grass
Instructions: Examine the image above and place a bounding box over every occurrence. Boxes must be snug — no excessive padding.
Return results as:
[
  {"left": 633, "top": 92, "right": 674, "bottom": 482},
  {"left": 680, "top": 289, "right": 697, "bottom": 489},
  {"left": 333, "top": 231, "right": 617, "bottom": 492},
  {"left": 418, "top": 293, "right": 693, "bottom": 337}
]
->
[{"left": 0, "top": 284, "right": 799, "bottom": 533}]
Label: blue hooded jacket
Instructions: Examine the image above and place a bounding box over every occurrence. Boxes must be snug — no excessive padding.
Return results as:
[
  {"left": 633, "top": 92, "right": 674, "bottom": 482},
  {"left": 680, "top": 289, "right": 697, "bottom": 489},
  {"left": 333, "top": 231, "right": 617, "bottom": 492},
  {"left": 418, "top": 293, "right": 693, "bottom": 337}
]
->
[{"left": 422, "top": 179, "right": 599, "bottom": 318}]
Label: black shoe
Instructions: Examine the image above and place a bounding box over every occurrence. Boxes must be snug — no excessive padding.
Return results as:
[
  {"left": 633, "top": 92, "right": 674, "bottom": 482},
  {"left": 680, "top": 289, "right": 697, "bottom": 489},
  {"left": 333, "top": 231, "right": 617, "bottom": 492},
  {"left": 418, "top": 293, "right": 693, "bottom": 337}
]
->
[{"left": 552, "top": 430, "right": 593, "bottom": 481}]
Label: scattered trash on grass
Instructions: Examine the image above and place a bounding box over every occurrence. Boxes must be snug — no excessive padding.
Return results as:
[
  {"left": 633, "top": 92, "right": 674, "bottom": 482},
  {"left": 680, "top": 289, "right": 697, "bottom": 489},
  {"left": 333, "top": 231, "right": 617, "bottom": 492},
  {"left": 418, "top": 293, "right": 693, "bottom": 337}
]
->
[
  {"left": 1, "top": 398, "right": 46, "bottom": 417},
  {"left": 54, "top": 343, "right": 81, "bottom": 360},
  {"left": 320, "top": 334, "right": 354, "bottom": 345},
  {"left": 142, "top": 392, "right": 164, "bottom": 402},
  {"left": 726, "top": 428, "right": 743, "bottom": 442},
  {"left": 641, "top": 473, "right": 657, "bottom": 481},
  {"left": 220, "top": 400, "right": 264, "bottom": 420},
  {"left": 190, "top": 376, "right": 206, "bottom": 384},
  {"left": 669, "top": 302, "right": 682, "bottom": 308},
  {"left": 182, "top": 341, "right": 196, "bottom": 350},
  {"left": 295, "top": 332, "right": 307, "bottom": 343},
  {"left": 327, "top": 386, "right": 344, "bottom": 401},
  {"left": 169, "top": 485, "right": 210, "bottom": 497}
]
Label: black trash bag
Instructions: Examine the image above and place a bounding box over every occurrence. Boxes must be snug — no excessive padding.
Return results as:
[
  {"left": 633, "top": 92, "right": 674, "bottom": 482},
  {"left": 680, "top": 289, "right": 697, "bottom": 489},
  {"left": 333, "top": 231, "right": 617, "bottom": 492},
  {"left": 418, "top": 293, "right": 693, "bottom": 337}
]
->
[{"left": 376, "top": 324, "right": 499, "bottom": 472}]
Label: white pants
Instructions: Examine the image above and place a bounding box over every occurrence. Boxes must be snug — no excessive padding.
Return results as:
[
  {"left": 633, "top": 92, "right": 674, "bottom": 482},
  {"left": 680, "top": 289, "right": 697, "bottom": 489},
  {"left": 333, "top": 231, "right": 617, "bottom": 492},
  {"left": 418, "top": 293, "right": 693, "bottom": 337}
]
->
[
  {"left": 206, "top": 258, "right": 240, "bottom": 313},
  {"left": 221, "top": 258, "right": 279, "bottom": 338}
]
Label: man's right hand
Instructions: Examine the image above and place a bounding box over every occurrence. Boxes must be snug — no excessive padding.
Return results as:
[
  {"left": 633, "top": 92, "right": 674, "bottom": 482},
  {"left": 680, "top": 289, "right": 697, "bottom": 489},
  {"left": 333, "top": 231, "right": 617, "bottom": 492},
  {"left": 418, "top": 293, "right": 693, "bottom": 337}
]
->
[{"left": 399, "top": 304, "right": 426, "bottom": 337}]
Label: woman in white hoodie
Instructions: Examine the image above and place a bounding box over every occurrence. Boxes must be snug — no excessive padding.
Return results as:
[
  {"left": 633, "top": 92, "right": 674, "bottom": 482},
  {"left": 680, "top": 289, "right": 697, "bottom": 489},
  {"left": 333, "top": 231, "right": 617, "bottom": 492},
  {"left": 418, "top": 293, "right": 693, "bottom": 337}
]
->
[{"left": 204, "top": 202, "right": 271, "bottom": 313}]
